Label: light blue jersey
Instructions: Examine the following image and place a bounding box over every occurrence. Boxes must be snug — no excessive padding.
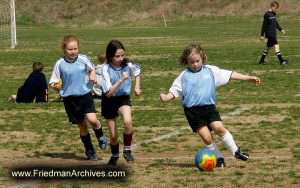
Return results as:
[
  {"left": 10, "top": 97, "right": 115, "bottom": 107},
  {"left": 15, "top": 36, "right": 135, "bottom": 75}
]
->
[
  {"left": 169, "top": 65, "right": 232, "bottom": 108},
  {"left": 49, "top": 54, "right": 95, "bottom": 97},
  {"left": 100, "top": 62, "right": 141, "bottom": 96}
]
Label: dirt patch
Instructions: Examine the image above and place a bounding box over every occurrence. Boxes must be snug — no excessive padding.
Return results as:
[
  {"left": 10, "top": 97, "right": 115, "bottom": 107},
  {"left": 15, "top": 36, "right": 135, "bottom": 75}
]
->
[
  {"left": 251, "top": 69, "right": 300, "bottom": 75},
  {"left": 132, "top": 105, "right": 179, "bottom": 111}
]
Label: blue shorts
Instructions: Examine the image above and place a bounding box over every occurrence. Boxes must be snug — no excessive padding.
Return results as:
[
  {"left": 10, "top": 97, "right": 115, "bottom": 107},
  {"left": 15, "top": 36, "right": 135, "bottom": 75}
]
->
[{"left": 183, "top": 105, "right": 222, "bottom": 133}]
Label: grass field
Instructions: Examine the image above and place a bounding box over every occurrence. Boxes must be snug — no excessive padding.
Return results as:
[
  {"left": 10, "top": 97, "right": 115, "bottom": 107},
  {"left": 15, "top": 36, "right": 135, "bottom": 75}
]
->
[{"left": 0, "top": 16, "right": 300, "bottom": 187}]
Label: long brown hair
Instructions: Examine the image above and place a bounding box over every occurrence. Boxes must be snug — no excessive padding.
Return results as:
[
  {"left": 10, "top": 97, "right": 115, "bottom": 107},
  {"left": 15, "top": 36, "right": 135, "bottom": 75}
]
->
[{"left": 106, "top": 40, "right": 129, "bottom": 67}]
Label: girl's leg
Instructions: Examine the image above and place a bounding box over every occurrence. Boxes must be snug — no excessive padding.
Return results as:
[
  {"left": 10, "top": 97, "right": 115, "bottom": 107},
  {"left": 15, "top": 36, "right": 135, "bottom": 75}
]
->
[
  {"left": 209, "top": 121, "right": 249, "bottom": 161},
  {"left": 86, "top": 113, "right": 107, "bottom": 150},
  {"left": 209, "top": 121, "right": 237, "bottom": 155},
  {"left": 107, "top": 118, "right": 119, "bottom": 165},
  {"left": 78, "top": 120, "right": 97, "bottom": 160},
  {"left": 118, "top": 105, "right": 134, "bottom": 162},
  {"left": 196, "top": 126, "right": 223, "bottom": 160}
]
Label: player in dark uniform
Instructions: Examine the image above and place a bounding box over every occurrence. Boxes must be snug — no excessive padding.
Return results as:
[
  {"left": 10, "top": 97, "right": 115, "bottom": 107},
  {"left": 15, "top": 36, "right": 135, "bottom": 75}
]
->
[{"left": 258, "top": 1, "right": 287, "bottom": 65}]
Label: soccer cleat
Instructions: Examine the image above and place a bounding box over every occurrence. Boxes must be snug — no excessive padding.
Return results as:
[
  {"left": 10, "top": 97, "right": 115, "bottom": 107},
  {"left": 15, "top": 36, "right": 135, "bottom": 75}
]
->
[
  {"left": 234, "top": 148, "right": 250, "bottom": 161},
  {"left": 123, "top": 150, "right": 134, "bottom": 162},
  {"left": 108, "top": 156, "right": 119, "bottom": 166},
  {"left": 85, "top": 150, "right": 98, "bottom": 160},
  {"left": 216, "top": 157, "right": 226, "bottom": 168},
  {"left": 258, "top": 61, "right": 265, "bottom": 65},
  {"left": 98, "top": 135, "right": 107, "bottom": 150},
  {"left": 280, "top": 60, "right": 291, "bottom": 65}
]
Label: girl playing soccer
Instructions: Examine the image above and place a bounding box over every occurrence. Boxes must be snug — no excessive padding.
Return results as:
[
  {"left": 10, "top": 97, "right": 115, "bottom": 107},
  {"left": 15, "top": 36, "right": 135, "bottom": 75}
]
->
[
  {"left": 99, "top": 40, "right": 141, "bottom": 166},
  {"left": 49, "top": 35, "right": 107, "bottom": 160},
  {"left": 160, "top": 44, "right": 260, "bottom": 167}
]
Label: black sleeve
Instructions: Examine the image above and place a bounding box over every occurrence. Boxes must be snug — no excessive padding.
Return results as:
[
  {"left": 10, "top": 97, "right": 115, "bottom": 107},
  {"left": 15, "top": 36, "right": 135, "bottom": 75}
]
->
[
  {"left": 276, "top": 20, "right": 282, "bottom": 31},
  {"left": 261, "top": 13, "right": 268, "bottom": 37}
]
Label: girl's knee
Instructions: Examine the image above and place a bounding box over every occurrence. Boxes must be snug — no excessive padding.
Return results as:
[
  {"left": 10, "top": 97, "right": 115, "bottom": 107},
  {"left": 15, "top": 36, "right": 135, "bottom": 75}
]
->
[
  {"left": 202, "top": 137, "right": 213, "bottom": 145},
  {"left": 124, "top": 119, "right": 132, "bottom": 128}
]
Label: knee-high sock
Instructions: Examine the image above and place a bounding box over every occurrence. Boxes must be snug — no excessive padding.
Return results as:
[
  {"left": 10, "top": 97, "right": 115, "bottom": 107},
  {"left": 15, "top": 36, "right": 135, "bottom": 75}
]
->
[
  {"left": 205, "top": 143, "right": 224, "bottom": 159},
  {"left": 93, "top": 126, "right": 104, "bottom": 139},
  {"left": 123, "top": 132, "right": 133, "bottom": 151},
  {"left": 110, "top": 143, "right": 119, "bottom": 157},
  {"left": 221, "top": 130, "right": 238, "bottom": 156},
  {"left": 276, "top": 51, "right": 284, "bottom": 63},
  {"left": 260, "top": 51, "right": 268, "bottom": 62},
  {"left": 80, "top": 134, "right": 94, "bottom": 151}
]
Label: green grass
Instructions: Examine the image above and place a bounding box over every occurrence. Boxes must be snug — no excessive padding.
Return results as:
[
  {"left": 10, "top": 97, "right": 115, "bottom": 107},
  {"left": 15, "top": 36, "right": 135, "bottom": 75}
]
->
[{"left": 0, "top": 16, "right": 300, "bottom": 187}]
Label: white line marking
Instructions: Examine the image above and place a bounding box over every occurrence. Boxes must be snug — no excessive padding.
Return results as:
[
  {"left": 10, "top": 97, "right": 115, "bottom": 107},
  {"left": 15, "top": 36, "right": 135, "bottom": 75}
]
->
[
  {"left": 295, "top": 93, "right": 300, "bottom": 97},
  {"left": 132, "top": 107, "right": 248, "bottom": 150}
]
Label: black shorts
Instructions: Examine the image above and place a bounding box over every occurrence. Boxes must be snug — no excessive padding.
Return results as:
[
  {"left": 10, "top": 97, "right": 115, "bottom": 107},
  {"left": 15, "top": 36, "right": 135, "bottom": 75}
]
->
[
  {"left": 267, "top": 37, "right": 278, "bottom": 47},
  {"left": 183, "top": 105, "right": 222, "bottom": 133},
  {"left": 101, "top": 95, "right": 131, "bottom": 119},
  {"left": 63, "top": 92, "right": 96, "bottom": 124}
]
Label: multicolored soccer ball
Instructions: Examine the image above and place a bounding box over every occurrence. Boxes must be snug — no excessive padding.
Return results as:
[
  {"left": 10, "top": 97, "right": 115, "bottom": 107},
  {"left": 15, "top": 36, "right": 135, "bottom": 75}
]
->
[{"left": 194, "top": 150, "right": 216, "bottom": 171}]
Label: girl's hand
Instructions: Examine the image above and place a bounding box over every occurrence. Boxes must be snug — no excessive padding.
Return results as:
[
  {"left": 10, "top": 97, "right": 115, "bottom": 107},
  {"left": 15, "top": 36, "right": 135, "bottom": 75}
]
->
[
  {"left": 160, "top": 93, "right": 168, "bottom": 102},
  {"left": 249, "top": 76, "right": 261, "bottom": 86},
  {"left": 120, "top": 72, "right": 130, "bottom": 82},
  {"left": 51, "top": 83, "right": 61, "bottom": 92},
  {"left": 89, "top": 74, "right": 96, "bottom": 83},
  {"left": 135, "top": 87, "right": 141, "bottom": 96}
]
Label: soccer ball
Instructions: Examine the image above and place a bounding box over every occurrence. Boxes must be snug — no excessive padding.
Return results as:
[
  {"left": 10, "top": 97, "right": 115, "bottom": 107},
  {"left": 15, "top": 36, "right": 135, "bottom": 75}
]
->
[{"left": 194, "top": 150, "right": 216, "bottom": 171}]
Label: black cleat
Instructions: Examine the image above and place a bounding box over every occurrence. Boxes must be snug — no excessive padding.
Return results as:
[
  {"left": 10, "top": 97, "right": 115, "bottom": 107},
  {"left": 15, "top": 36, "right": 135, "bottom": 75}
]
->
[
  {"left": 216, "top": 157, "right": 226, "bottom": 168},
  {"left": 258, "top": 61, "right": 265, "bottom": 65},
  {"left": 108, "top": 156, "right": 119, "bottom": 166},
  {"left": 123, "top": 150, "right": 134, "bottom": 162},
  {"left": 85, "top": 150, "right": 98, "bottom": 160},
  {"left": 234, "top": 148, "right": 250, "bottom": 161},
  {"left": 280, "top": 60, "right": 291, "bottom": 65}
]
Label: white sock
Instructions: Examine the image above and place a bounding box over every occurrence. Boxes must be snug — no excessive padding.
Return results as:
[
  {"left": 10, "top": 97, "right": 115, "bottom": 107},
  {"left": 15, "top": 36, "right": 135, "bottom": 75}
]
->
[
  {"left": 221, "top": 130, "right": 238, "bottom": 156},
  {"left": 205, "top": 143, "right": 223, "bottom": 159}
]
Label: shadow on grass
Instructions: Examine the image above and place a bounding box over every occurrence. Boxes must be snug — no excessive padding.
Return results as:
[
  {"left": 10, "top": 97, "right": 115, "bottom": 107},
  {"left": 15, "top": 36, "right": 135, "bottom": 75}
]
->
[{"left": 33, "top": 152, "right": 86, "bottom": 161}]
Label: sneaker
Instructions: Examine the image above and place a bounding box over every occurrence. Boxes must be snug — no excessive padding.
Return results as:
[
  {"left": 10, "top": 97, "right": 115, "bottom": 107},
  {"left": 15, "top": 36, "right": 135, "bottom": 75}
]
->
[
  {"left": 98, "top": 135, "right": 107, "bottom": 150},
  {"left": 258, "top": 61, "right": 265, "bottom": 65},
  {"left": 234, "top": 148, "right": 250, "bottom": 161},
  {"left": 108, "top": 156, "right": 119, "bottom": 166},
  {"left": 123, "top": 150, "right": 134, "bottom": 162},
  {"left": 216, "top": 157, "right": 226, "bottom": 168},
  {"left": 280, "top": 60, "right": 291, "bottom": 65},
  {"left": 85, "top": 150, "right": 98, "bottom": 160},
  {"left": 6, "top": 95, "right": 16, "bottom": 103}
]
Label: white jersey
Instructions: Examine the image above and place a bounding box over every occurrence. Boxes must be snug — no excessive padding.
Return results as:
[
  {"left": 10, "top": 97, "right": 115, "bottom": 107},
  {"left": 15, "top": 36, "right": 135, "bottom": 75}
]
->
[
  {"left": 100, "top": 62, "right": 141, "bottom": 96},
  {"left": 49, "top": 54, "right": 95, "bottom": 97},
  {"left": 169, "top": 65, "right": 232, "bottom": 108}
]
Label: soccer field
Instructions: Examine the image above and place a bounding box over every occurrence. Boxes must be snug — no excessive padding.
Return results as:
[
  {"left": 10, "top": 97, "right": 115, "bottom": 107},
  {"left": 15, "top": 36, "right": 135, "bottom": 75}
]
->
[{"left": 0, "top": 17, "right": 300, "bottom": 187}]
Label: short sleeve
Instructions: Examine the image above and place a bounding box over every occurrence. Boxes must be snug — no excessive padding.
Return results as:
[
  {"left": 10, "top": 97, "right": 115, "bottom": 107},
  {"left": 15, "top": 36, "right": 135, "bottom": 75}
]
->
[
  {"left": 49, "top": 60, "right": 61, "bottom": 84},
  {"left": 169, "top": 71, "right": 185, "bottom": 98},
  {"left": 128, "top": 62, "right": 141, "bottom": 77},
  {"left": 205, "top": 65, "right": 232, "bottom": 87},
  {"left": 100, "top": 64, "right": 112, "bottom": 94}
]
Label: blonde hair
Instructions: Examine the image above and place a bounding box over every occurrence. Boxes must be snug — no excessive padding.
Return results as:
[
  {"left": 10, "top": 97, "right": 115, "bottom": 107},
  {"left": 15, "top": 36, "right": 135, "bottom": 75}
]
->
[
  {"left": 177, "top": 44, "right": 207, "bottom": 65},
  {"left": 61, "top": 35, "right": 79, "bottom": 51}
]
